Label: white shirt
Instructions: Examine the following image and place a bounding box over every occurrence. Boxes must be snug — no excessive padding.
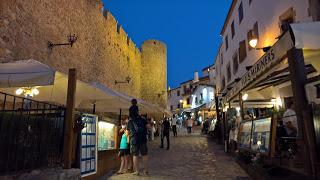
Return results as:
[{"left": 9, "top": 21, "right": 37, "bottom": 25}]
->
[
  {"left": 172, "top": 118, "right": 177, "bottom": 126},
  {"left": 187, "top": 119, "right": 193, "bottom": 127},
  {"left": 282, "top": 108, "right": 298, "bottom": 136}
]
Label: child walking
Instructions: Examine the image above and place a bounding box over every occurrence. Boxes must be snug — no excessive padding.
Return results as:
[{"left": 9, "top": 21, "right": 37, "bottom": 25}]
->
[{"left": 117, "top": 125, "right": 130, "bottom": 174}]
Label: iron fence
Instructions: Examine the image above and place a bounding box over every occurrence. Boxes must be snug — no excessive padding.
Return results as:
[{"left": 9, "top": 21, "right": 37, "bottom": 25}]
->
[{"left": 0, "top": 92, "right": 66, "bottom": 174}]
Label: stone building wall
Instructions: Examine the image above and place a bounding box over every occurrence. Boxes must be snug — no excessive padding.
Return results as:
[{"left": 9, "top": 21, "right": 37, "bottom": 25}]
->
[
  {"left": 0, "top": 0, "right": 167, "bottom": 106},
  {"left": 141, "top": 40, "right": 167, "bottom": 108}
]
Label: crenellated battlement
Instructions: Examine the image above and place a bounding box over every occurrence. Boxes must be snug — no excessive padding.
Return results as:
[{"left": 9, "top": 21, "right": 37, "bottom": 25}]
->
[{"left": 103, "top": 9, "right": 140, "bottom": 54}]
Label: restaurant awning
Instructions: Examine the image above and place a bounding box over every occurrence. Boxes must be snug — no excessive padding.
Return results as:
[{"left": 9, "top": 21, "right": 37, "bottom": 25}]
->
[
  {"left": 0, "top": 59, "right": 55, "bottom": 87},
  {"left": 0, "top": 60, "right": 164, "bottom": 114},
  {"left": 224, "top": 21, "right": 320, "bottom": 103}
]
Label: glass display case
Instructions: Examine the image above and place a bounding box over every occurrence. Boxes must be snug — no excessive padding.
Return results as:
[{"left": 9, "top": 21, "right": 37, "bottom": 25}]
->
[
  {"left": 238, "top": 117, "right": 272, "bottom": 153},
  {"left": 98, "top": 121, "right": 116, "bottom": 151},
  {"left": 238, "top": 121, "right": 252, "bottom": 149}
]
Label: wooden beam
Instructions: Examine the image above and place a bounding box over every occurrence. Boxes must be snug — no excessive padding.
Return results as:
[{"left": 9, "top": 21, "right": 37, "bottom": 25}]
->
[
  {"left": 287, "top": 48, "right": 317, "bottom": 177},
  {"left": 63, "top": 68, "right": 77, "bottom": 169}
]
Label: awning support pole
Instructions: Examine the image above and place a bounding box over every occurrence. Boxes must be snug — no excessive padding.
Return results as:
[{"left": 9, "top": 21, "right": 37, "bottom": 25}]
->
[
  {"left": 287, "top": 48, "right": 317, "bottom": 177},
  {"left": 119, "top": 108, "right": 122, "bottom": 126},
  {"left": 92, "top": 103, "right": 96, "bottom": 114},
  {"left": 63, "top": 68, "right": 77, "bottom": 169},
  {"left": 238, "top": 93, "right": 244, "bottom": 120}
]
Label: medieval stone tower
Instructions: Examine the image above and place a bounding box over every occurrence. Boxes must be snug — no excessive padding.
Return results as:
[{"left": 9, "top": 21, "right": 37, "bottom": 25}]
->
[{"left": 141, "top": 40, "right": 167, "bottom": 108}]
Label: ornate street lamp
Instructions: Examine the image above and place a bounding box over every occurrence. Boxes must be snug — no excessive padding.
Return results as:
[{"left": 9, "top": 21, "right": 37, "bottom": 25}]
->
[{"left": 48, "top": 34, "right": 78, "bottom": 49}]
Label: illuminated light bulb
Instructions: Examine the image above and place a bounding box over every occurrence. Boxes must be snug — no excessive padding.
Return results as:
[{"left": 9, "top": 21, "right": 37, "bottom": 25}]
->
[
  {"left": 236, "top": 107, "right": 241, "bottom": 112},
  {"left": 32, "top": 88, "right": 39, "bottom": 95},
  {"left": 257, "top": 141, "right": 262, "bottom": 146},
  {"left": 249, "top": 38, "right": 258, "bottom": 48},
  {"left": 242, "top": 93, "right": 248, "bottom": 101},
  {"left": 15, "top": 88, "right": 23, "bottom": 95}
]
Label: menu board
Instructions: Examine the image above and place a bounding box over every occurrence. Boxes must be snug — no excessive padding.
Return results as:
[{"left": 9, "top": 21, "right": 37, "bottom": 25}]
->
[
  {"left": 80, "top": 114, "right": 97, "bottom": 177},
  {"left": 98, "top": 121, "right": 115, "bottom": 151},
  {"left": 238, "top": 121, "right": 252, "bottom": 149},
  {"left": 251, "top": 118, "right": 271, "bottom": 153}
]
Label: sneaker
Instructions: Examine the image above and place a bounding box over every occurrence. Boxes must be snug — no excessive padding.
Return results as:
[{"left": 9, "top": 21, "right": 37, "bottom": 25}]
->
[
  {"left": 142, "top": 171, "right": 149, "bottom": 176},
  {"left": 131, "top": 171, "right": 140, "bottom": 176},
  {"left": 116, "top": 171, "right": 124, "bottom": 175}
]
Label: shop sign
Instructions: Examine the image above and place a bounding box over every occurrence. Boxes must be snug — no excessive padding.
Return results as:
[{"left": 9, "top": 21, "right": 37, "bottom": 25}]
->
[{"left": 225, "top": 32, "right": 294, "bottom": 102}]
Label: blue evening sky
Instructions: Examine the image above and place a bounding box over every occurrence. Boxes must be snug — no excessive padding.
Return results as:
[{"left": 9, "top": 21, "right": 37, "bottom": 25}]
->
[{"left": 102, "top": 0, "right": 232, "bottom": 88}]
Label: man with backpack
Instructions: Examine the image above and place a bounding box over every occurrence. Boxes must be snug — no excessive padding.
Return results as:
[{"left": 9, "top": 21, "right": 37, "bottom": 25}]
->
[{"left": 127, "top": 99, "right": 150, "bottom": 176}]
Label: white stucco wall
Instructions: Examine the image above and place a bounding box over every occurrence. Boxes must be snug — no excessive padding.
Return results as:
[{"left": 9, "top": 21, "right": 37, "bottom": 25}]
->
[{"left": 215, "top": 0, "right": 313, "bottom": 93}]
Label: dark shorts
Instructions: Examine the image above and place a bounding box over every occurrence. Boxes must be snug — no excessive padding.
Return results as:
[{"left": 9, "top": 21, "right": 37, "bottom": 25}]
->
[
  {"left": 130, "top": 143, "right": 148, "bottom": 156},
  {"left": 119, "top": 149, "right": 130, "bottom": 156}
]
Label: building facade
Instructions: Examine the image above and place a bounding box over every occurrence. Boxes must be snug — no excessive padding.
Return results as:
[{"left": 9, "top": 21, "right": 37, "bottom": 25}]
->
[
  {"left": 0, "top": 0, "right": 167, "bottom": 108},
  {"left": 168, "top": 67, "right": 216, "bottom": 119},
  {"left": 213, "top": 0, "right": 320, "bottom": 177},
  {"left": 215, "top": 0, "right": 313, "bottom": 95}
]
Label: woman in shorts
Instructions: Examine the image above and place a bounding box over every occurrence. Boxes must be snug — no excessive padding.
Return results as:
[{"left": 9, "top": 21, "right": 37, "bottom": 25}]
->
[{"left": 117, "top": 126, "right": 130, "bottom": 174}]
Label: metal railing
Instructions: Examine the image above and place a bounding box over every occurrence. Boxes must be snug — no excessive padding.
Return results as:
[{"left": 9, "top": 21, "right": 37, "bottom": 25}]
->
[{"left": 0, "top": 92, "right": 66, "bottom": 174}]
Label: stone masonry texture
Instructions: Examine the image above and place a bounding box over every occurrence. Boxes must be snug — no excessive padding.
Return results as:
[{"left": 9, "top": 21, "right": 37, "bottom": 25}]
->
[{"left": 0, "top": 0, "right": 167, "bottom": 108}]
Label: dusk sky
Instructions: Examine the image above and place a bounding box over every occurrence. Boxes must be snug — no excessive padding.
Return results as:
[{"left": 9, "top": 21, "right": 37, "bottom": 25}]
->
[{"left": 102, "top": 0, "right": 232, "bottom": 88}]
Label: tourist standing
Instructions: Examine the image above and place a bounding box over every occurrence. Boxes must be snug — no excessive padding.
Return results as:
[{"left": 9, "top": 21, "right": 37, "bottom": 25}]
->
[
  {"left": 127, "top": 100, "right": 150, "bottom": 176},
  {"left": 172, "top": 115, "right": 178, "bottom": 137},
  {"left": 160, "top": 117, "right": 170, "bottom": 150},
  {"left": 117, "top": 125, "right": 130, "bottom": 174},
  {"left": 186, "top": 115, "right": 193, "bottom": 134}
]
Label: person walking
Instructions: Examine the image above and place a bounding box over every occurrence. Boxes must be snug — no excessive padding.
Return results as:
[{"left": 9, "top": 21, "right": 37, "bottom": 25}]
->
[
  {"left": 127, "top": 100, "right": 150, "bottom": 176},
  {"left": 172, "top": 115, "right": 178, "bottom": 137},
  {"left": 160, "top": 117, "right": 170, "bottom": 150}
]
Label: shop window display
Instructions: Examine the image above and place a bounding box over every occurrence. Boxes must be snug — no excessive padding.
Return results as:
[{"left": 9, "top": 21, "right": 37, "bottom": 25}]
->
[
  {"left": 251, "top": 117, "right": 271, "bottom": 153},
  {"left": 239, "top": 121, "right": 252, "bottom": 149},
  {"left": 98, "top": 121, "right": 116, "bottom": 151}
]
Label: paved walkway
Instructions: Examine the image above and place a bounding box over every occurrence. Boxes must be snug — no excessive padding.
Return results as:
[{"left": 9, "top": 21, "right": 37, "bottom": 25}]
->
[{"left": 103, "top": 129, "right": 250, "bottom": 180}]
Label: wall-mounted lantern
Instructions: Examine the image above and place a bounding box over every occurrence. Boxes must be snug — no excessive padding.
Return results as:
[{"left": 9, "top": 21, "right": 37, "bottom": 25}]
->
[
  {"left": 48, "top": 34, "right": 78, "bottom": 49},
  {"left": 248, "top": 30, "right": 271, "bottom": 52},
  {"left": 115, "top": 76, "right": 131, "bottom": 85}
]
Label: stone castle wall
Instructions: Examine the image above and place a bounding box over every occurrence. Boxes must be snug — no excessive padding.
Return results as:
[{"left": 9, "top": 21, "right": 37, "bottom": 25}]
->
[{"left": 0, "top": 0, "right": 167, "bottom": 107}]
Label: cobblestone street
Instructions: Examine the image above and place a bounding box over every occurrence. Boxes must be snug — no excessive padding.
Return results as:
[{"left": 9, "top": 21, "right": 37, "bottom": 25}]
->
[{"left": 103, "top": 129, "right": 249, "bottom": 180}]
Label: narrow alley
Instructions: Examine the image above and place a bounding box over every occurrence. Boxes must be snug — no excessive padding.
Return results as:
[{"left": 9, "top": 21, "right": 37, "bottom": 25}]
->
[{"left": 104, "top": 130, "right": 249, "bottom": 180}]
